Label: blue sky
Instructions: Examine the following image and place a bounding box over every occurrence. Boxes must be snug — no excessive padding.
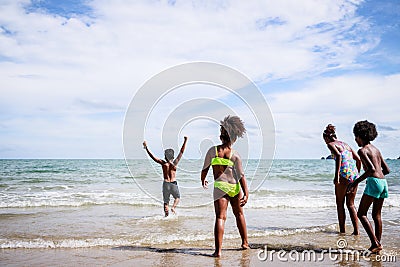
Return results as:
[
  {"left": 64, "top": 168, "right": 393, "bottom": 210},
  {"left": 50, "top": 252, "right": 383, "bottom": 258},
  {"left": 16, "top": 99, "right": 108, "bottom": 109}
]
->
[{"left": 0, "top": 0, "right": 399, "bottom": 159}]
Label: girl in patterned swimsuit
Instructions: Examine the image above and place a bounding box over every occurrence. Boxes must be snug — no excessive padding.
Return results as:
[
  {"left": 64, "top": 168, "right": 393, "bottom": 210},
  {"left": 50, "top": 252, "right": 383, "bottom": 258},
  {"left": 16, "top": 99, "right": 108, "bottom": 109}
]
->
[
  {"left": 201, "top": 115, "right": 249, "bottom": 257},
  {"left": 323, "top": 124, "right": 361, "bottom": 235},
  {"left": 336, "top": 141, "right": 359, "bottom": 183}
]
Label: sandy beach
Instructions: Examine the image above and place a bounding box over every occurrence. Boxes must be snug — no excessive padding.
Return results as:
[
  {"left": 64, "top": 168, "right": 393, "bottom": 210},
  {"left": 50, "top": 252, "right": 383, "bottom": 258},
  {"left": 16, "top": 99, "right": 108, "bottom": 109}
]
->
[{"left": 2, "top": 233, "right": 398, "bottom": 267}]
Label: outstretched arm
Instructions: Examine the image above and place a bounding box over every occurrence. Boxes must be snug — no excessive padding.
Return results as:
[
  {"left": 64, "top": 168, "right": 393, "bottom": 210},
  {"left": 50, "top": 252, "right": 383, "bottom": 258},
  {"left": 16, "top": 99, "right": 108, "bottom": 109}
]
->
[
  {"left": 348, "top": 149, "right": 374, "bottom": 195},
  {"left": 143, "top": 141, "right": 163, "bottom": 164},
  {"left": 348, "top": 149, "right": 389, "bottom": 194},
  {"left": 174, "top": 136, "right": 188, "bottom": 165}
]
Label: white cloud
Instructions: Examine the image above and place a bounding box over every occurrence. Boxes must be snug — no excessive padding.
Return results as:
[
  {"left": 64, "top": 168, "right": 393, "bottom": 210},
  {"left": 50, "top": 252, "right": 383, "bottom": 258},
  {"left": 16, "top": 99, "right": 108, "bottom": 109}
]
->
[
  {"left": 269, "top": 73, "right": 400, "bottom": 158},
  {"left": 1, "top": 0, "right": 375, "bottom": 78},
  {"left": 270, "top": 74, "right": 400, "bottom": 120},
  {"left": 0, "top": 0, "right": 398, "bottom": 158}
]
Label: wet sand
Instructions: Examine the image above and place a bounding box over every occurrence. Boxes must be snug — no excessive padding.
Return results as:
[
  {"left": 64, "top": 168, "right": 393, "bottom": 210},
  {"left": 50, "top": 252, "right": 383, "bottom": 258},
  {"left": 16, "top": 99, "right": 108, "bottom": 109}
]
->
[{"left": 2, "top": 234, "right": 398, "bottom": 267}]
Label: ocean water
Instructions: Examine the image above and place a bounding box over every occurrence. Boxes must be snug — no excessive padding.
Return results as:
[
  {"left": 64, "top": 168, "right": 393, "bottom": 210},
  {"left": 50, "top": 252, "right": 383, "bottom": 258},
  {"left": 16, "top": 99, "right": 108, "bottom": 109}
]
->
[{"left": 1, "top": 159, "right": 399, "bottom": 253}]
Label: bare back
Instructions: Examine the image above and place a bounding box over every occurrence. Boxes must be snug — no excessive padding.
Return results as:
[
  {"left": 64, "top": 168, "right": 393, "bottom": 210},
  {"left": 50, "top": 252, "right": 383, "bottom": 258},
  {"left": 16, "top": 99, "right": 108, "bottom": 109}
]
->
[
  {"left": 358, "top": 144, "right": 389, "bottom": 179},
  {"left": 214, "top": 146, "right": 235, "bottom": 184},
  {"left": 203, "top": 145, "right": 244, "bottom": 184},
  {"left": 161, "top": 161, "right": 177, "bottom": 182}
]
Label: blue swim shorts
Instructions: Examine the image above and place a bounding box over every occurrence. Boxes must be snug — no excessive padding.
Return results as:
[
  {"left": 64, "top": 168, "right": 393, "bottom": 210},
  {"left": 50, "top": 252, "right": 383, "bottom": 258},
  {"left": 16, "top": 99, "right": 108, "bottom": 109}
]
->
[{"left": 363, "top": 177, "right": 388, "bottom": 199}]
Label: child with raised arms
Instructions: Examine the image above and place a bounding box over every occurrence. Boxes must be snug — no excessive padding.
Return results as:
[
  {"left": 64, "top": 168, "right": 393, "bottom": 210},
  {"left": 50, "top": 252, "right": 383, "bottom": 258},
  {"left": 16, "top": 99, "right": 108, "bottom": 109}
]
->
[{"left": 143, "top": 136, "right": 188, "bottom": 217}]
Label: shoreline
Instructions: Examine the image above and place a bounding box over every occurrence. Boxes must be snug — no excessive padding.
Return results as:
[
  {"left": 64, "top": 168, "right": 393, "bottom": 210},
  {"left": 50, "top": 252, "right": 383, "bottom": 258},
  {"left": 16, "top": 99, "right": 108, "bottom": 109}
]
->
[
  {"left": 2, "top": 231, "right": 399, "bottom": 266},
  {"left": 2, "top": 241, "right": 398, "bottom": 267}
]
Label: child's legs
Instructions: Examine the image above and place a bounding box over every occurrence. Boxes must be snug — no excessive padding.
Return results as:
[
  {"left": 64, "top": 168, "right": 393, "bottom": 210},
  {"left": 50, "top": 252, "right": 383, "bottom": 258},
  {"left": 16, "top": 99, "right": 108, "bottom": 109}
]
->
[
  {"left": 345, "top": 183, "right": 359, "bottom": 234},
  {"left": 357, "top": 194, "right": 380, "bottom": 247},
  {"left": 372, "top": 198, "right": 384, "bottom": 242},
  {"left": 213, "top": 195, "right": 229, "bottom": 256},
  {"left": 230, "top": 192, "right": 248, "bottom": 247},
  {"left": 335, "top": 180, "right": 347, "bottom": 233},
  {"left": 171, "top": 184, "right": 180, "bottom": 211},
  {"left": 162, "top": 183, "right": 171, "bottom": 216},
  {"left": 171, "top": 198, "right": 179, "bottom": 212}
]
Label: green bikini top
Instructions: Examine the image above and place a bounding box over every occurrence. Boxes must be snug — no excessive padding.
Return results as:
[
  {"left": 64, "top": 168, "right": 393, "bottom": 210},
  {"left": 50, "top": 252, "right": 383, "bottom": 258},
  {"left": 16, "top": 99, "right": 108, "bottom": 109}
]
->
[{"left": 211, "top": 146, "right": 235, "bottom": 166}]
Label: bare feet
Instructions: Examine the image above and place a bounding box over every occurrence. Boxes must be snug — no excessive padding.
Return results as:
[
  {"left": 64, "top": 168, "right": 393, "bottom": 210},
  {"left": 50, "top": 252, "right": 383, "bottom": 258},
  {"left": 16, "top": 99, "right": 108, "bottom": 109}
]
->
[
  {"left": 241, "top": 244, "right": 250, "bottom": 250},
  {"left": 164, "top": 206, "right": 169, "bottom": 217},
  {"left": 211, "top": 251, "right": 221, "bottom": 257},
  {"left": 171, "top": 207, "right": 176, "bottom": 214},
  {"left": 351, "top": 231, "right": 359, "bottom": 236},
  {"left": 368, "top": 244, "right": 383, "bottom": 253}
]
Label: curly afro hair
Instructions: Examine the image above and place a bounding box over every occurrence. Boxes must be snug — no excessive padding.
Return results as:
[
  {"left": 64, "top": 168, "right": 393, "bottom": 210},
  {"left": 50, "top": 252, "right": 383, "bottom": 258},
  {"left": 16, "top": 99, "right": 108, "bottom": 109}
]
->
[
  {"left": 220, "top": 115, "right": 246, "bottom": 143},
  {"left": 353, "top": 120, "right": 378, "bottom": 142},
  {"left": 323, "top": 124, "right": 337, "bottom": 140}
]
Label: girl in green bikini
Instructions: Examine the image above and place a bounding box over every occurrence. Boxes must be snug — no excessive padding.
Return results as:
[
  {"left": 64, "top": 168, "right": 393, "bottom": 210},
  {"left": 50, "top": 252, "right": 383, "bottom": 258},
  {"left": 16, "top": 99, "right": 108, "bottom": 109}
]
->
[{"left": 201, "top": 115, "right": 249, "bottom": 257}]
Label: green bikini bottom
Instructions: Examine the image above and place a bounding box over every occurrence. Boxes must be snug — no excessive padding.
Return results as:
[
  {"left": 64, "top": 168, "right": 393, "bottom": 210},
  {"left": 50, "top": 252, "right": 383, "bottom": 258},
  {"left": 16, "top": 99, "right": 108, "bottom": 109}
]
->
[{"left": 214, "top": 180, "right": 240, "bottom": 197}]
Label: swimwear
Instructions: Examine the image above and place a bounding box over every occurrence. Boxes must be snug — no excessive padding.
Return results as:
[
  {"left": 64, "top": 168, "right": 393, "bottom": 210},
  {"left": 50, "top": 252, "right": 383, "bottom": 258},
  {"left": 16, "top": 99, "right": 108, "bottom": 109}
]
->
[
  {"left": 162, "top": 181, "right": 180, "bottom": 203},
  {"left": 211, "top": 146, "right": 240, "bottom": 197},
  {"left": 214, "top": 180, "right": 241, "bottom": 197},
  {"left": 364, "top": 177, "right": 388, "bottom": 199},
  {"left": 211, "top": 146, "right": 234, "bottom": 166},
  {"left": 332, "top": 141, "right": 359, "bottom": 183}
]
